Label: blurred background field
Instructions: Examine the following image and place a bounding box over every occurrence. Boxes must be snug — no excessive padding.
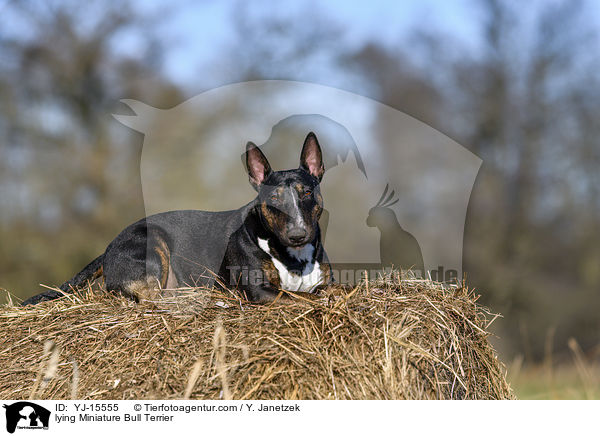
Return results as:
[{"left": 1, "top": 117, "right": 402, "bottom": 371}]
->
[
  {"left": 507, "top": 338, "right": 600, "bottom": 399},
  {"left": 510, "top": 364, "right": 600, "bottom": 400},
  {"left": 0, "top": 0, "right": 598, "bottom": 398}
]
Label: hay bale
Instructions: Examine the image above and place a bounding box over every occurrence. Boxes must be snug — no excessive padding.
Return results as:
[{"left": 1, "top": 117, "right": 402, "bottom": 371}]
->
[{"left": 0, "top": 275, "right": 514, "bottom": 399}]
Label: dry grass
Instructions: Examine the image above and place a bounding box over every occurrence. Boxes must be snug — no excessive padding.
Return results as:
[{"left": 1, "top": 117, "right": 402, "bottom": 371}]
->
[{"left": 0, "top": 274, "right": 514, "bottom": 400}]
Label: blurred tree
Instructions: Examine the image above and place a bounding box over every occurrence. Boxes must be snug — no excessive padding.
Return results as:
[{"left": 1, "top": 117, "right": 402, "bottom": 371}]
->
[
  {"left": 420, "top": 0, "right": 600, "bottom": 359},
  {"left": 0, "top": 0, "right": 183, "bottom": 297},
  {"left": 222, "top": 0, "right": 600, "bottom": 360},
  {"left": 2, "top": 0, "right": 598, "bottom": 362}
]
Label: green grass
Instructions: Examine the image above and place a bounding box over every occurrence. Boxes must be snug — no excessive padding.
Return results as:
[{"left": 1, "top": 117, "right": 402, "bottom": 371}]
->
[{"left": 508, "top": 360, "right": 600, "bottom": 400}]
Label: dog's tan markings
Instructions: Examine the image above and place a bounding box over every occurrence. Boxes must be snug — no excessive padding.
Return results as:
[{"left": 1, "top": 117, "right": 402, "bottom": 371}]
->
[
  {"left": 275, "top": 210, "right": 287, "bottom": 231},
  {"left": 261, "top": 202, "right": 276, "bottom": 230},
  {"left": 92, "top": 264, "right": 103, "bottom": 281},
  {"left": 319, "top": 263, "right": 332, "bottom": 286},
  {"left": 262, "top": 259, "right": 281, "bottom": 289},
  {"left": 124, "top": 278, "right": 162, "bottom": 301},
  {"left": 166, "top": 264, "right": 178, "bottom": 289},
  {"left": 261, "top": 199, "right": 286, "bottom": 233},
  {"left": 312, "top": 198, "right": 323, "bottom": 222},
  {"left": 153, "top": 237, "right": 171, "bottom": 289},
  {"left": 311, "top": 206, "right": 319, "bottom": 222}
]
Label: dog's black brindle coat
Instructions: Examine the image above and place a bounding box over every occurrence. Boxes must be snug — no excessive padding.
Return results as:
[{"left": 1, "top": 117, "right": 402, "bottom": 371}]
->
[{"left": 23, "top": 133, "right": 333, "bottom": 305}]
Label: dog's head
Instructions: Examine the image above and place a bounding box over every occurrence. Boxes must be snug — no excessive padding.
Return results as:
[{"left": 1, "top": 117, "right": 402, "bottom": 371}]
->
[{"left": 246, "top": 132, "right": 325, "bottom": 248}]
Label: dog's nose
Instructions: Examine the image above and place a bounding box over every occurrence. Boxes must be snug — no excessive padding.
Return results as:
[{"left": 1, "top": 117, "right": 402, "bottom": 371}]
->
[{"left": 287, "top": 227, "right": 307, "bottom": 244}]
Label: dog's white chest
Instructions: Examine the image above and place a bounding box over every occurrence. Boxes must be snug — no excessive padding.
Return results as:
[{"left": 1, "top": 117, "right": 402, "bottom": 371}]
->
[
  {"left": 273, "top": 257, "right": 322, "bottom": 293},
  {"left": 257, "top": 238, "right": 323, "bottom": 293}
]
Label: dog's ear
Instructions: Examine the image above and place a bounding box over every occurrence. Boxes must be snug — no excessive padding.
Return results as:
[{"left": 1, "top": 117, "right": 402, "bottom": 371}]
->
[
  {"left": 246, "top": 142, "right": 272, "bottom": 191},
  {"left": 300, "top": 132, "right": 324, "bottom": 182}
]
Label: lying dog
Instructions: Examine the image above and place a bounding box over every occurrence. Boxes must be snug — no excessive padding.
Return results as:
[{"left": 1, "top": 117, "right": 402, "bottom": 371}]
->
[{"left": 23, "top": 132, "right": 333, "bottom": 305}]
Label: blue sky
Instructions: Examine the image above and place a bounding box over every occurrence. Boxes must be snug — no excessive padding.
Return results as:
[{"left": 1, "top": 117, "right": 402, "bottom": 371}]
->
[
  {"left": 6, "top": 0, "right": 599, "bottom": 92},
  {"left": 4, "top": 0, "right": 598, "bottom": 95},
  {"left": 131, "top": 0, "right": 483, "bottom": 87}
]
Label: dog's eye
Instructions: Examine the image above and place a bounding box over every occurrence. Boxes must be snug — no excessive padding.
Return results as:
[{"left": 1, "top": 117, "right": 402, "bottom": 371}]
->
[
  {"left": 303, "top": 190, "right": 312, "bottom": 198},
  {"left": 270, "top": 193, "right": 279, "bottom": 201}
]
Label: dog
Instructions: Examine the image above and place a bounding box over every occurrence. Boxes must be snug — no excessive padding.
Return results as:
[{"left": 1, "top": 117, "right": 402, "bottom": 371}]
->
[{"left": 23, "top": 132, "right": 333, "bottom": 305}]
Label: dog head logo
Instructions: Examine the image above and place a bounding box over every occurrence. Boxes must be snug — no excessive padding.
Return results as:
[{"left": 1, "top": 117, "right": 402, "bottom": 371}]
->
[
  {"left": 3, "top": 402, "right": 50, "bottom": 433},
  {"left": 114, "top": 80, "right": 481, "bottom": 281}
]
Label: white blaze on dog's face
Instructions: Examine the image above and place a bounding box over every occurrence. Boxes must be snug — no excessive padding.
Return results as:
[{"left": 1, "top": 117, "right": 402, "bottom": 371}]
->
[{"left": 246, "top": 132, "right": 325, "bottom": 248}]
